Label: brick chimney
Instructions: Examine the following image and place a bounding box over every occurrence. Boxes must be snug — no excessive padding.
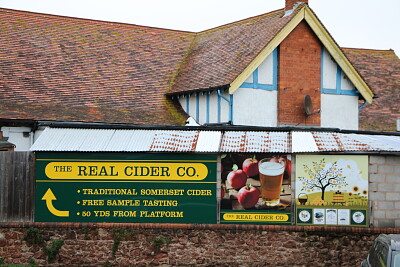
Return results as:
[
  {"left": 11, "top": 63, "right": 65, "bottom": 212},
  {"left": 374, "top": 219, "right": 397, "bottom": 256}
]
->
[{"left": 285, "top": 0, "right": 308, "bottom": 11}]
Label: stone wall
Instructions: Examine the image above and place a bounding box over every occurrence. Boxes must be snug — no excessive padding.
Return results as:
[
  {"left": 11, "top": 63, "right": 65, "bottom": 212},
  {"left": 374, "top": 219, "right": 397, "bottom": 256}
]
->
[
  {"left": 369, "top": 155, "right": 400, "bottom": 228},
  {"left": 1, "top": 223, "right": 399, "bottom": 267}
]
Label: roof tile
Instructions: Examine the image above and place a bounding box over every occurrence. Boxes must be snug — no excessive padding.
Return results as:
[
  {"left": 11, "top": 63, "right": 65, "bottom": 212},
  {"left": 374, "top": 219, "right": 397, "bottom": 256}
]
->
[
  {"left": 0, "top": 8, "right": 194, "bottom": 125},
  {"left": 343, "top": 48, "right": 400, "bottom": 131}
]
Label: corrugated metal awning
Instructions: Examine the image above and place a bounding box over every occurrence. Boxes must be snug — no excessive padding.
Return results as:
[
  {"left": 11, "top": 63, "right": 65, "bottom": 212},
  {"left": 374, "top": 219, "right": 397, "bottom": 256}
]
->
[{"left": 30, "top": 128, "right": 400, "bottom": 153}]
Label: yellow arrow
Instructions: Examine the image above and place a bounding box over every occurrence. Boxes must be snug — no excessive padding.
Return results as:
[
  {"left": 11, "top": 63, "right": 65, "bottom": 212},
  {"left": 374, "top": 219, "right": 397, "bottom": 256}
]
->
[{"left": 41, "top": 188, "right": 69, "bottom": 217}]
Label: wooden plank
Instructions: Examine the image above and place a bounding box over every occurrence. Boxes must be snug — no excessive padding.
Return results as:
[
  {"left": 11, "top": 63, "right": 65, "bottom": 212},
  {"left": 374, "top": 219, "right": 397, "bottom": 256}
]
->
[
  {"left": 0, "top": 152, "right": 5, "bottom": 221},
  {"left": 26, "top": 152, "right": 35, "bottom": 222},
  {"left": 0, "top": 151, "right": 35, "bottom": 222}
]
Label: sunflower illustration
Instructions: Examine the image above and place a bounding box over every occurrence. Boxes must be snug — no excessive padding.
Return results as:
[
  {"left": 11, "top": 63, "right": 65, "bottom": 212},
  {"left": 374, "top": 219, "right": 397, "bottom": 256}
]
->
[
  {"left": 353, "top": 186, "right": 359, "bottom": 192},
  {"left": 348, "top": 192, "right": 353, "bottom": 197},
  {"left": 362, "top": 190, "right": 368, "bottom": 195}
]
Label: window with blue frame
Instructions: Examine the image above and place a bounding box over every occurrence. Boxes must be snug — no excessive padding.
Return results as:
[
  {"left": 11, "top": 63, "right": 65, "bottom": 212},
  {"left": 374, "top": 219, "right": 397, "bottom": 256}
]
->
[{"left": 241, "top": 48, "right": 278, "bottom": 90}]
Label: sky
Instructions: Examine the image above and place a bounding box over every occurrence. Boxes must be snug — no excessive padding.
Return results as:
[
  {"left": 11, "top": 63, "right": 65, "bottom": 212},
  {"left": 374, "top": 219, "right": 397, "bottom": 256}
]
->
[{"left": 0, "top": 0, "right": 399, "bottom": 56}]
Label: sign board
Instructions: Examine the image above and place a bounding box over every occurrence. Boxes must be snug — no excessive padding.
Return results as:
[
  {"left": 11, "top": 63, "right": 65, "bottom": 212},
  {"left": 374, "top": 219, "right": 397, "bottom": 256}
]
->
[
  {"left": 295, "top": 155, "right": 369, "bottom": 227},
  {"left": 219, "top": 153, "right": 292, "bottom": 225},
  {"left": 35, "top": 153, "right": 217, "bottom": 224}
]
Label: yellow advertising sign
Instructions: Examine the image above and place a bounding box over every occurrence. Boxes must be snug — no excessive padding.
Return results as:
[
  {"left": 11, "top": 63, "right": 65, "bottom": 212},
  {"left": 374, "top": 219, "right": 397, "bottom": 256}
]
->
[
  {"left": 222, "top": 213, "right": 289, "bottom": 222},
  {"left": 45, "top": 162, "right": 208, "bottom": 181}
]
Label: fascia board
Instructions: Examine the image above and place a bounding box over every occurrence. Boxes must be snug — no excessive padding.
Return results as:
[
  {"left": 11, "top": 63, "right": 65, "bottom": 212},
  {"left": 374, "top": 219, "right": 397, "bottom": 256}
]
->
[
  {"left": 304, "top": 7, "right": 374, "bottom": 103},
  {"left": 229, "top": 7, "right": 306, "bottom": 94}
]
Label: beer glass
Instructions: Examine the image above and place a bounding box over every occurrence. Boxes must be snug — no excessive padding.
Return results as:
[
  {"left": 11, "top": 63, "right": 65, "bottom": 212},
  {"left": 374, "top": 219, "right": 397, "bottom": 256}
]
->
[{"left": 258, "top": 158, "right": 285, "bottom": 206}]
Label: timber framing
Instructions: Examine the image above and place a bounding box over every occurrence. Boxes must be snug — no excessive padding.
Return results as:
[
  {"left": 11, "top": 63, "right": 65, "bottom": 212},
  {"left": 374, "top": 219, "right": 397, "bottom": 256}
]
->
[{"left": 229, "top": 6, "right": 374, "bottom": 103}]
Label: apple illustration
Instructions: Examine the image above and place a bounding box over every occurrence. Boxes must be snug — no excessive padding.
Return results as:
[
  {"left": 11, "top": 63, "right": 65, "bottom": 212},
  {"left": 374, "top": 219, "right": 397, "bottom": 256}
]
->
[
  {"left": 270, "top": 156, "right": 292, "bottom": 177},
  {"left": 285, "top": 159, "right": 292, "bottom": 176},
  {"left": 242, "top": 156, "right": 259, "bottom": 177},
  {"left": 270, "top": 156, "right": 287, "bottom": 167},
  {"left": 237, "top": 184, "right": 260, "bottom": 209},
  {"left": 227, "top": 164, "right": 247, "bottom": 190}
]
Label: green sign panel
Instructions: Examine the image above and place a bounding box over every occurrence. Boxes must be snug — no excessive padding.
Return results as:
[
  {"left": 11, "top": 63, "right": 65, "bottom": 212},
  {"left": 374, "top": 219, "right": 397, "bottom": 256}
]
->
[{"left": 35, "top": 153, "right": 217, "bottom": 223}]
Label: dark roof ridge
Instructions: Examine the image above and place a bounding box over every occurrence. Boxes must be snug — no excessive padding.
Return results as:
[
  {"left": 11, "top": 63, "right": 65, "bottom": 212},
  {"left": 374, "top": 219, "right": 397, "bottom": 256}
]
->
[
  {"left": 0, "top": 7, "right": 196, "bottom": 34},
  {"left": 196, "top": 8, "right": 285, "bottom": 35}
]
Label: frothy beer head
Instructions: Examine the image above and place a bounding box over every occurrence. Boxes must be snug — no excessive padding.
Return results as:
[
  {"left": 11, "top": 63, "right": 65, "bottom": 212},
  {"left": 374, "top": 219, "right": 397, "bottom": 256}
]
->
[{"left": 259, "top": 161, "right": 285, "bottom": 176}]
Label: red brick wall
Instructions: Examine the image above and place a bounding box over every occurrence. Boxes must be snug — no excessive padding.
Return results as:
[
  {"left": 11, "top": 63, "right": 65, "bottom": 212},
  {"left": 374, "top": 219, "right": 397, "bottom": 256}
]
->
[{"left": 278, "top": 21, "right": 321, "bottom": 126}]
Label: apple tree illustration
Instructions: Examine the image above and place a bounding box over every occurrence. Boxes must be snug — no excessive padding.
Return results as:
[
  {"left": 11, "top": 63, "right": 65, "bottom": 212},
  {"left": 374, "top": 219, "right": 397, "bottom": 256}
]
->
[{"left": 298, "top": 158, "right": 348, "bottom": 200}]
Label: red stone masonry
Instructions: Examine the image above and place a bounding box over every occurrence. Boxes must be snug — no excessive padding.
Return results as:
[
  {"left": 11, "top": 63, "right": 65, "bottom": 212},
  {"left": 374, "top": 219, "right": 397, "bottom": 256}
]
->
[
  {"left": 1, "top": 222, "right": 400, "bottom": 233},
  {"left": 278, "top": 21, "right": 321, "bottom": 126},
  {"left": 0, "top": 222, "right": 398, "bottom": 266}
]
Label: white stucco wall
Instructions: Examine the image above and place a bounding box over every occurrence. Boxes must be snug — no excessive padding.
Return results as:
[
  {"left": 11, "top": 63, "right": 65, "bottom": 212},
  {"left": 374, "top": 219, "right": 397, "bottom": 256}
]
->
[
  {"left": 232, "top": 87, "right": 278, "bottom": 127},
  {"left": 322, "top": 48, "right": 337, "bottom": 89},
  {"left": 258, "top": 53, "right": 274, "bottom": 85},
  {"left": 178, "top": 91, "right": 230, "bottom": 124},
  {"left": 341, "top": 73, "right": 356, "bottom": 91},
  {"left": 1, "top": 126, "right": 33, "bottom": 151},
  {"left": 321, "top": 94, "right": 359, "bottom": 130}
]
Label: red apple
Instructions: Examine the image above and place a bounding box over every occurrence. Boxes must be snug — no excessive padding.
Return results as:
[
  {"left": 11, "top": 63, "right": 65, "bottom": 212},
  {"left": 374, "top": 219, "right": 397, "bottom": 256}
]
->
[
  {"left": 237, "top": 184, "right": 260, "bottom": 209},
  {"left": 242, "top": 156, "right": 259, "bottom": 177},
  {"left": 271, "top": 156, "right": 291, "bottom": 179},
  {"left": 270, "top": 156, "right": 287, "bottom": 167},
  {"left": 227, "top": 164, "right": 247, "bottom": 190},
  {"left": 285, "top": 159, "right": 292, "bottom": 176}
]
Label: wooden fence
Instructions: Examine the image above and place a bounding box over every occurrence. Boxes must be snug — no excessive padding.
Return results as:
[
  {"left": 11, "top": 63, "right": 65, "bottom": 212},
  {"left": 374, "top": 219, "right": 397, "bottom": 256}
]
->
[{"left": 0, "top": 151, "right": 35, "bottom": 222}]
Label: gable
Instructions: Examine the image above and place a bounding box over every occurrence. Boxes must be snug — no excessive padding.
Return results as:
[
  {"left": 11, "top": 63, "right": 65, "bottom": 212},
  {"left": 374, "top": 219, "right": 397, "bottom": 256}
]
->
[
  {"left": 168, "top": 8, "right": 298, "bottom": 95},
  {"left": 228, "top": 6, "right": 374, "bottom": 104}
]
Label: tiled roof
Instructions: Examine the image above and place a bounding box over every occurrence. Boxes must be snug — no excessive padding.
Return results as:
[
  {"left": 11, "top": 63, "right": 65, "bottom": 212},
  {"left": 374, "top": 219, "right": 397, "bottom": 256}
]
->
[
  {"left": 0, "top": 7, "right": 397, "bottom": 129},
  {"left": 0, "top": 8, "right": 194, "bottom": 125},
  {"left": 168, "top": 8, "right": 297, "bottom": 94},
  {"left": 343, "top": 48, "right": 400, "bottom": 131}
]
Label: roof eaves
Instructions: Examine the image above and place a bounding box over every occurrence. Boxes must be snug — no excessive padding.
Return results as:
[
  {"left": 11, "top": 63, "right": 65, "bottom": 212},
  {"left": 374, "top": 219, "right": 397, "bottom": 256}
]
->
[{"left": 166, "top": 84, "right": 230, "bottom": 96}]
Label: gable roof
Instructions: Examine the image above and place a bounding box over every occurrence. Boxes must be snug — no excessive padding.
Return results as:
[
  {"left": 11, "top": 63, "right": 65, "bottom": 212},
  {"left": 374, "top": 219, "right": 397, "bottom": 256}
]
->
[
  {"left": 0, "top": 8, "right": 194, "bottom": 125},
  {"left": 168, "top": 8, "right": 297, "bottom": 94},
  {"left": 342, "top": 48, "right": 400, "bottom": 131},
  {"left": 0, "top": 6, "right": 386, "bottom": 126},
  {"left": 168, "top": 5, "right": 374, "bottom": 104}
]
